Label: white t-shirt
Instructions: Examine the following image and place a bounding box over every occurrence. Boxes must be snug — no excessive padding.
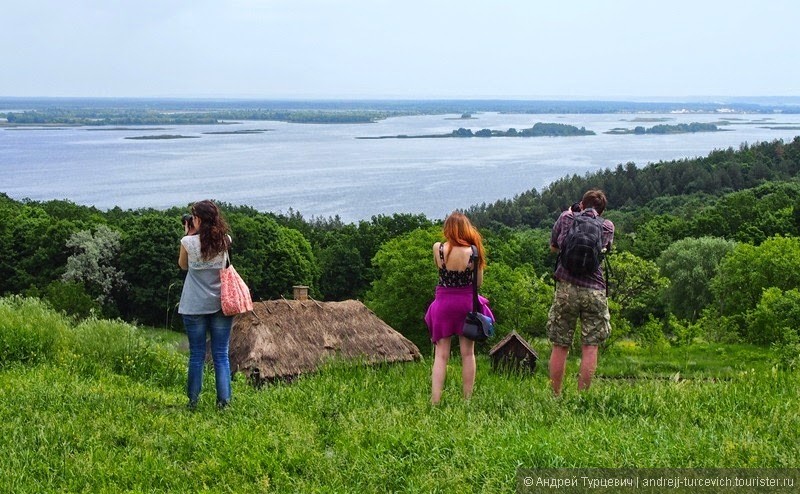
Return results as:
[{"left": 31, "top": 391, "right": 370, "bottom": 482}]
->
[{"left": 178, "top": 235, "right": 228, "bottom": 315}]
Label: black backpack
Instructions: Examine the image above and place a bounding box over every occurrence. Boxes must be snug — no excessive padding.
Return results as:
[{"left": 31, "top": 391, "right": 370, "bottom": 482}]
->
[{"left": 559, "top": 212, "right": 605, "bottom": 276}]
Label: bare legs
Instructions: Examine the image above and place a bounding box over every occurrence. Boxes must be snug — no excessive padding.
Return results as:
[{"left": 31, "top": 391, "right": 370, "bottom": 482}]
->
[
  {"left": 431, "top": 337, "right": 450, "bottom": 404},
  {"left": 431, "top": 336, "right": 475, "bottom": 404},
  {"left": 548, "top": 345, "right": 570, "bottom": 396},
  {"left": 578, "top": 345, "right": 598, "bottom": 390},
  {"left": 549, "top": 344, "right": 599, "bottom": 396},
  {"left": 459, "top": 336, "right": 476, "bottom": 399}
]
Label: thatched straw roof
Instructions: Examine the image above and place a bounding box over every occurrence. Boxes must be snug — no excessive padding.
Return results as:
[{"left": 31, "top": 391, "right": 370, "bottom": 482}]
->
[{"left": 230, "top": 299, "right": 422, "bottom": 382}]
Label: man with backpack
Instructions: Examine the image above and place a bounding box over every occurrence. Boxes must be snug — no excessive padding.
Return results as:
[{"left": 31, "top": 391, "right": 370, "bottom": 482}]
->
[{"left": 546, "top": 189, "right": 614, "bottom": 396}]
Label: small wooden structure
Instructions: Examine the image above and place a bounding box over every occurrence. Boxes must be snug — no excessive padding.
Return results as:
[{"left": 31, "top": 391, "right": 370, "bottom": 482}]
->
[
  {"left": 488, "top": 331, "right": 538, "bottom": 373},
  {"left": 230, "top": 299, "right": 422, "bottom": 384},
  {"left": 292, "top": 285, "right": 309, "bottom": 300}
]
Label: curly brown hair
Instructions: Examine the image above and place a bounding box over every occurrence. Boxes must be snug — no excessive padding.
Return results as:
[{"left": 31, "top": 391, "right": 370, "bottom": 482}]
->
[{"left": 190, "top": 200, "right": 230, "bottom": 260}]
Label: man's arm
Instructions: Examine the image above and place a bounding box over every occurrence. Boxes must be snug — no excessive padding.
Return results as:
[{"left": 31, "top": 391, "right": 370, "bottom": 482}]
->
[{"left": 602, "top": 220, "right": 615, "bottom": 252}]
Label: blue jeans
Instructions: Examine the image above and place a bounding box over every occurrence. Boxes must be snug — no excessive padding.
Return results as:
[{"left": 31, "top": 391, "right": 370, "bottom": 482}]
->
[{"left": 183, "top": 311, "right": 233, "bottom": 404}]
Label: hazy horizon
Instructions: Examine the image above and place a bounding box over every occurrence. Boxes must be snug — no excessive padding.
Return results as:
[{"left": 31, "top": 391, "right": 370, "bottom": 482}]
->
[{"left": 3, "top": 1, "right": 799, "bottom": 100}]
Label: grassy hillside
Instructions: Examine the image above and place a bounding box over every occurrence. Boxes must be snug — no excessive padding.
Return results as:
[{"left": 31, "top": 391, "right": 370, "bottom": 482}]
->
[{"left": 1, "top": 297, "right": 798, "bottom": 492}]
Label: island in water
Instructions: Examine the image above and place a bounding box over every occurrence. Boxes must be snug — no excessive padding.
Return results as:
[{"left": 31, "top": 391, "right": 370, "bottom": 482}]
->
[
  {"left": 605, "top": 122, "right": 728, "bottom": 135},
  {"left": 357, "top": 122, "right": 595, "bottom": 139},
  {"left": 124, "top": 134, "right": 200, "bottom": 140},
  {"left": 87, "top": 127, "right": 170, "bottom": 131},
  {"left": 201, "top": 129, "right": 273, "bottom": 135},
  {"left": 444, "top": 112, "right": 478, "bottom": 120}
]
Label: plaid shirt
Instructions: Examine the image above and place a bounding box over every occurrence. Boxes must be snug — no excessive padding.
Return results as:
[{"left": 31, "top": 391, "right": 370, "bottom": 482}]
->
[{"left": 550, "top": 208, "right": 614, "bottom": 290}]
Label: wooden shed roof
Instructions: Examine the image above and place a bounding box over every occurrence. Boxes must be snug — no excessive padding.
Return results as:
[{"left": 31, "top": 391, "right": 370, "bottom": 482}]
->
[{"left": 488, "top": 331, "right": 539, "bottom": 358}]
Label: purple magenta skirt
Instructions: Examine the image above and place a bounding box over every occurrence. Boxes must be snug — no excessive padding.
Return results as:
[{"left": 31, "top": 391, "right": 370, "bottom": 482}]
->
[{"left": 424, "top": 285, "right": 495, "bottom": 343}]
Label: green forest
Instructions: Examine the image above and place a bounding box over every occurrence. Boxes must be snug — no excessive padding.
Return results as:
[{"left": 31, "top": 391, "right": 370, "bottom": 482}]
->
[{"left": 2, "top": 137, "right": 800, "bottom": 363}]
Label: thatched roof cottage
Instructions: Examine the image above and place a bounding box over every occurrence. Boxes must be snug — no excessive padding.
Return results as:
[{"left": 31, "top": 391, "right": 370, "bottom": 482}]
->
[{"left": 229, "top": 296, "right": 422, "bottom": 383}]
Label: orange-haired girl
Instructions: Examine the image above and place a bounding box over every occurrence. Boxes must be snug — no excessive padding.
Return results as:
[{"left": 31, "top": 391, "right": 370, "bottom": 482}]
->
[{"left": 424, "top": 211, "right": 493, "bottom": 404}]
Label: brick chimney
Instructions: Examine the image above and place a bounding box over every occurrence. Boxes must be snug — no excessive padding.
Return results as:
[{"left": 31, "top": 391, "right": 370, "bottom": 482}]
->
[{"left": 293, "top": 285, "right": 309, "bottom": 300}]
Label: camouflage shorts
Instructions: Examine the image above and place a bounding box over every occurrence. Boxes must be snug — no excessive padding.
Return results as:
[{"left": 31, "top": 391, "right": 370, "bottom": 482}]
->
[{"left": 546, "top": 281, "right": 611, "bottom": 347}]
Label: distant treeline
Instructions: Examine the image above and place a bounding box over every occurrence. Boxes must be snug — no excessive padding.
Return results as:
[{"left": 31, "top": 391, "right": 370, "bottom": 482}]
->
[
  {"left": 467, "top": 137, "right": 800, "bottom": 229},
  {"left": 3, "top": 98, "right": 800, "bottom": 126},
  {"left": 2, "top": 108, "right": 407, "bottom": 125},
  {"left": 2, "top": 97, "right": 799, "bottom": 114}
]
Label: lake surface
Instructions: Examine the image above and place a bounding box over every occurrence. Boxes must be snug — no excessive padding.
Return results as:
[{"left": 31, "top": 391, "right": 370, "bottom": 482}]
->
[{"left": 3, "top": 112, "right": 800, "bottom": 222}]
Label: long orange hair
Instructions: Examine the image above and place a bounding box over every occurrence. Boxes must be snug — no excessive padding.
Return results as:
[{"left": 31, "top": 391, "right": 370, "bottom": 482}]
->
[{"left": 442, "top": 211, "right": 485, "bottom": 270}]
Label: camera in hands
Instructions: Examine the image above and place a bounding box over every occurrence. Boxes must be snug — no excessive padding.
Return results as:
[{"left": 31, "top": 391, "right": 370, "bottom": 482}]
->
[{"left": 182, "top": 213, "right": 194, "bottom": 229}]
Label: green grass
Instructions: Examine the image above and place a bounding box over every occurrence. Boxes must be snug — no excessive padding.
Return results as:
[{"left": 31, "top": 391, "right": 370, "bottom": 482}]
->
[
  {"left": 1, "top": 298, "right": 798, "bottom": 492},
  {"left": 598, "top": 340, "right": 777, "bottom": 379}
]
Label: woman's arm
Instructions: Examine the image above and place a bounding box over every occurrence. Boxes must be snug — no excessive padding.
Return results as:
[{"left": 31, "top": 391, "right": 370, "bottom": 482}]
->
[{"left": 178, "top": 244, "right": 189, "bottom": 270}]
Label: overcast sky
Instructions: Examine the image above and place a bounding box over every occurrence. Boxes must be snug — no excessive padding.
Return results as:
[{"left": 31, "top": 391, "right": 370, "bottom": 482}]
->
[{"left": 3, "top": 0, "right": 798, "bottom": 99}]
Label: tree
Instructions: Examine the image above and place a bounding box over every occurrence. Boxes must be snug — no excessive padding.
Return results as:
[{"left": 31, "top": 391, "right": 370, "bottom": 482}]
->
[
  {"left": 629, "top": 214, "right": 689, "bottom": 260},
  {"left": 364, "top": 227, "right": 441, "bottom": 350},
  {"left": 484, "top": 227, "right": 552, "bottom": 278},
  {"left": 117, "top": 213, "right": 184, "bottom": 326},
  {"left": 62, "top": 225, "right": 126, "bottom": 313},
  {"left": 318, "top": 239, "right": 365, "bottom": 301},
  {"left": 607, "top": 251, "right": 668, "bottom": 325},
  {"left": 657, "top": 237, "right": 736, "bottom": 321},
  {"left": 711, "top": 236, "right": 800, "bottom": 318},
  {"left": 228, "top": 214, "right": 318, "bottom": 300},
  {"left": 2, "top": 204, "right": 78, "bottom": 294},
  {"left": 480, "top": 262, "right": 552, "bottom": 338},
  {"left": 746, "top": 287, "right": 800, "bottom": 345}
]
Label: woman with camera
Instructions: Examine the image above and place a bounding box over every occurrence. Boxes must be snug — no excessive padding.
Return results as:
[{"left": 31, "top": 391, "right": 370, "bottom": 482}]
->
[{"left": 178, "top": 200, "right": 233, "bottom": 410}]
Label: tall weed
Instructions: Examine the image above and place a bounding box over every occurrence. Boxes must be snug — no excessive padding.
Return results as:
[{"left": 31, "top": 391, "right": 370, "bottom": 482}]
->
[
  {"left": 0, "top": 296, "right": 69, "bottom": 367},
  {"left": 68, "top": 317, "right": 184, "bottom": 388}
]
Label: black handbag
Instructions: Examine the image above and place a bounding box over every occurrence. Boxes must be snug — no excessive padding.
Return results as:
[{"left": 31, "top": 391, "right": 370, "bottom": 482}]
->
[{"left": 461, "top": 245, "right": 495, "bottom": 342}]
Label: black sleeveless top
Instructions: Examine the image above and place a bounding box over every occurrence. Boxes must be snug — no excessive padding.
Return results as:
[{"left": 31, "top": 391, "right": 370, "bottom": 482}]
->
[{"left": 437, "top": 243, "right": 474, "bottom": 287}]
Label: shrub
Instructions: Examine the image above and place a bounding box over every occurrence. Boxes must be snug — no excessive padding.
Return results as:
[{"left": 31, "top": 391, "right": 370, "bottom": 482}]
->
[
  {"left": 601, "top": 299, "right": 633, "bottom": 351},
  {"left": 635, "top": 315, "right": 670, "bottom": 350},
  {"left": 43, "top": 281, "right": 101, "bottom": 319},
  {"left": 694, "top": 308, "right": 742, "bottom": 343},
  {"left": 746, "top": 287, "right": 800, "bottom": 345},
  {"left": 665, "top": 314, "right": 702, "bottom": 347},
  {"left": 0, "top": 296, "right": 69, "bottom": 367},
  {"left": 772, "top": 332, "right": 800, "bottom": 371}
]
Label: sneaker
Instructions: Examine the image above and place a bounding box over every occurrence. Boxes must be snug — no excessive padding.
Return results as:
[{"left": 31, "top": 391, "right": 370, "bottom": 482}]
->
[
  {"left": 187, "top": 400, "right": 198, "bottom": 411},
  {"left": 216, "top": 400, "right": 229, "bottom": 410}
]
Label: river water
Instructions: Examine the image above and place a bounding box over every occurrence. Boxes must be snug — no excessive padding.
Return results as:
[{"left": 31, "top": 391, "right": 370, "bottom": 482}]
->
[{"left": 3, "top": 112, "right": 800, "bottom": 222}]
